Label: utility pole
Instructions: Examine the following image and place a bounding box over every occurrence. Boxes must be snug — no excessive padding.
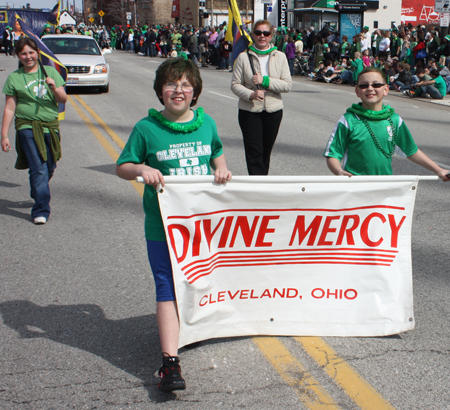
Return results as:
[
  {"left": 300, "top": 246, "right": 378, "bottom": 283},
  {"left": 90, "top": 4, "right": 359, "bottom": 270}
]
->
[{"left": 210, "top": 0, "right": 213, "bottom": 27}]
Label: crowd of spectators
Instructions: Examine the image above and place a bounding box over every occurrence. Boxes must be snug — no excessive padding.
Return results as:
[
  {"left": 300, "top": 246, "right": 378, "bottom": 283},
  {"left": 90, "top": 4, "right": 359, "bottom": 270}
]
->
[
  {"left": 109, "top": 23, "right": 234, "bottom": 71},
  {"left": 304, "top": 23, "right": 450, "bottom": 100},
  {"left": 35, "top": 20, "right": 450, "bottom": 100}
]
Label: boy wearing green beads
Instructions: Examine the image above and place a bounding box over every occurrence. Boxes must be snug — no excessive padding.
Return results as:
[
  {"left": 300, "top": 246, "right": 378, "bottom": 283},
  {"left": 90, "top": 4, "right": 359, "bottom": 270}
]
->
[
  {"left": 324, "top": 67, "right": 450, "bottom": 181},
  {"left": 116, "top": 58, "right": 232, "bottom": 392}
]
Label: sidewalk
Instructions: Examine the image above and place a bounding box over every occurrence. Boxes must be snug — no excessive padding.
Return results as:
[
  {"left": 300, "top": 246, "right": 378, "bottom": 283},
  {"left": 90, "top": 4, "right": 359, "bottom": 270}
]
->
[
  {"left": 294, "top": 75, "right": 450, "bottom": 108},
  {"left": 402, "top": 93, "right": 450, "bottom": 107}
]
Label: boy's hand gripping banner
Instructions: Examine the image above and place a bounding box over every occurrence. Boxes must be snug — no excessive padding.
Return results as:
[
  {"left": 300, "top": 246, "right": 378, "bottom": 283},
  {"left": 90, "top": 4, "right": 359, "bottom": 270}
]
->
[{"left": 158, "top": 176, "right": 418, "bottom": 347}]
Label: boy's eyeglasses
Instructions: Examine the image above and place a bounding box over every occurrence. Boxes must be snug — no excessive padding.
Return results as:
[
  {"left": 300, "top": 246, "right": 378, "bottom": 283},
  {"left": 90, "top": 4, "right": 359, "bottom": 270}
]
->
[
  {"left": 164, "top": 83, "right": 194, "bottom": 93},
  {"left": 254, "top": 30, "right": 271, "bottom": 37},
  {"left": 357, "top": 83, "right": 386, "bottom": 89}
]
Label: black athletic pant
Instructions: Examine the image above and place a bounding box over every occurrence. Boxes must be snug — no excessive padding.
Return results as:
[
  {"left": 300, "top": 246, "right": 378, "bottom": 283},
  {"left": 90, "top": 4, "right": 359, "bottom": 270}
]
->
[{"left": 238, "top": 109, "right": 283, "bottom": 175}]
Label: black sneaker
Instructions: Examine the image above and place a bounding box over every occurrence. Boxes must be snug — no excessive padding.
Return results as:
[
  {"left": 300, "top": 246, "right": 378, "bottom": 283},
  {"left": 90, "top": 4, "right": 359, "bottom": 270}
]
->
[{"left": 158, "top": 354, "right": 186, "bottom": 392}]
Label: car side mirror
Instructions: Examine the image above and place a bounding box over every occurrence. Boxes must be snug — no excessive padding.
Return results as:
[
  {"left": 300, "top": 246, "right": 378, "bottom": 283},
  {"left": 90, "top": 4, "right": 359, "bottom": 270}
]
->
[{"left": 102, "top": 48, "right": 112, "bottom": 55}]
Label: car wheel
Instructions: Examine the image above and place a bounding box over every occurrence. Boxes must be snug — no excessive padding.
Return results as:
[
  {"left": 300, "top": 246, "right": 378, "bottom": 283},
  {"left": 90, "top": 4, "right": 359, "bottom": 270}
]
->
[{"left": 99, "top": 83, "right": 109, "bottom": 93}]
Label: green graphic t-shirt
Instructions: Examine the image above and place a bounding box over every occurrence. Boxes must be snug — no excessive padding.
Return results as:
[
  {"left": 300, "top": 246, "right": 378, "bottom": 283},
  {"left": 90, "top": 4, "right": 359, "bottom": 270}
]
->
[
  {"left": 117, "top": 109, "right": 224, "bottom": 241},
  {"left": 2, "top": 66, "right": 65, "bottom": 129}
]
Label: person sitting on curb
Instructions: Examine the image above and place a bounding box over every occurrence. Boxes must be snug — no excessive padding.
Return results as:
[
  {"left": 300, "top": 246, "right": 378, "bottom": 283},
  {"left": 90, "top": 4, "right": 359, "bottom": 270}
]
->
[
  {"left": 404, "top": 69, "right": 446, "bottom": 99},
  {"left": 391, "top": 63, "right": 413, "bottom": 91},
  {"left": 338, "top": 51, "right": 363, "bottom": 85}
]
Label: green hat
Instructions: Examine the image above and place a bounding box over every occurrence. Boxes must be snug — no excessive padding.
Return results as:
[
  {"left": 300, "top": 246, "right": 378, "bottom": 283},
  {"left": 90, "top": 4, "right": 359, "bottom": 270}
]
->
[
  {"left": 111, "top": 27, "right": 116, "bottom": 31},
  {"left": 142, "top": 25, "right": 148, "bottom": 29},
  {"left": 364, "top": 26, "right": 369, "bottom": 31},
  {"left": 297, "top": 35, "right": 302, "bottom": 40},
  {"left": 44, "top": 23, "right": 52, "bottom": 28},
  {"left": 6, "top": 25, "right": 12, "bottom": 29},
  {"left": 445, "top": 34, "right": 450, "bottom": 41}
]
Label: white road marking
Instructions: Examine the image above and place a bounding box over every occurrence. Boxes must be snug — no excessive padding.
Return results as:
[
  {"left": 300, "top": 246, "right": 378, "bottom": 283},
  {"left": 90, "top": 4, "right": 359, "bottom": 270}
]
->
[{"left": 208, "top": 91, "right": 238, "bottom": 101}]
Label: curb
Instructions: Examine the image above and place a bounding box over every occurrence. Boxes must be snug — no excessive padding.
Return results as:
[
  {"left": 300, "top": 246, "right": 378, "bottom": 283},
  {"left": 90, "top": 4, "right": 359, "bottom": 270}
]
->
[{"left": 293, "top": 75, "right": 450, "bottom": 108}]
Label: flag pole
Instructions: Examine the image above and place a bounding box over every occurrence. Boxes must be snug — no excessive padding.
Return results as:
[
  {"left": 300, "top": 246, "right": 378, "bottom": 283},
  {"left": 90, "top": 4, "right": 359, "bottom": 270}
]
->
[{"left": 38, "top": 58, "right": 48, "bottom": 78}]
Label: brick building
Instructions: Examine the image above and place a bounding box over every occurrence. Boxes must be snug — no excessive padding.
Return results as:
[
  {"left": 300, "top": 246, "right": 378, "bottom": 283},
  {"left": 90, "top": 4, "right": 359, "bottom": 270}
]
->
[{"left": 82, "top": 0, "right": 250, "bottom": 28}]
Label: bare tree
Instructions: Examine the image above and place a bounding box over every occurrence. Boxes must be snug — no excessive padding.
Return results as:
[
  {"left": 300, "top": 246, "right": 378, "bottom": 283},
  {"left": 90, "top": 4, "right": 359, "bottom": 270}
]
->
[{"left": 106, "top": 0, "right": 125, "bottom": 26}]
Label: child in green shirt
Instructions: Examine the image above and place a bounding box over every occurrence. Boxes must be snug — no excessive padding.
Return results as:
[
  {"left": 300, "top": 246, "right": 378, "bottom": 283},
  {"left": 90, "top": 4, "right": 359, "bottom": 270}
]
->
[
  {"left": 116, "top": 58, "right": 232, "bottom": 392},
  {"left": 324, "top": 67, "right": 450, "bottom": 180}
]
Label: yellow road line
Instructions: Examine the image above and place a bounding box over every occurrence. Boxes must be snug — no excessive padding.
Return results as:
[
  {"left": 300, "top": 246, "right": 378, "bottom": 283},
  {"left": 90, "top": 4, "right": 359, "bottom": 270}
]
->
[
  {"left": 72, "top": 94, "right": 125, "bottom": 150},
  {"left": 253, "top": 336, "right": 340, "bottom": 410},
  {"left": 296, "top": 337, "right": 395, "bottom": 410},
  {"left": 68, "top": 95, "right": 143, "bottom": 196}
]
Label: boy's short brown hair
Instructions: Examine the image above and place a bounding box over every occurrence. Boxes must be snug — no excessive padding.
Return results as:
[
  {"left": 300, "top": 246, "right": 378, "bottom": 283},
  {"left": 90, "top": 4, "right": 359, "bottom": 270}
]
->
[
  {"left": 356, "top": 67, "right": 386, "bottom": 85},
  {"left": 153, "top": 58, "right": 203, "bottom": 106}
]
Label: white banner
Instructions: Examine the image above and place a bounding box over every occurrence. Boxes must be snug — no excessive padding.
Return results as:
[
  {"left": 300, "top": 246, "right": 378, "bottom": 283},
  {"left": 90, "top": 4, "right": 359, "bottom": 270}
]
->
[{"left": 157, "top": 176, "right": 418, "bottom": 347}]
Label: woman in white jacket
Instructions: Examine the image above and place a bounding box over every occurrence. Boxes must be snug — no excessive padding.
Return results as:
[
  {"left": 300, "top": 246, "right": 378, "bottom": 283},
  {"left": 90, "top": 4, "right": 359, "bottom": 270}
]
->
[{"left": 231, "top": 20, "right": 292, "bottom": 175}]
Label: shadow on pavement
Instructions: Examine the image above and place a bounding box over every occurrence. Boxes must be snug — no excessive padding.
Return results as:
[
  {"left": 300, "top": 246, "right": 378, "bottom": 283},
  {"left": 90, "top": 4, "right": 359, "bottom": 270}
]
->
[
  {"left": 0, "top": 180, "right": 22, "bottom": 188},
  {"left": 67, "top": 87, "right": 105, "bottom": 95},
  {"left": 84, "top": 163, "right": 117, "bottom": 176},
  {"left": 0, "top": 199, "right": 34, "bottom": 221},
  {"left": 0, "top": 300, "right": 182, "bottom": 403}
]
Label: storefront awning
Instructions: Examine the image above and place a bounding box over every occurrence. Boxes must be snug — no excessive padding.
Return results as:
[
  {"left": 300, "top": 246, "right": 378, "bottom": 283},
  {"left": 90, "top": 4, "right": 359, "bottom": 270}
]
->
[{"left": 288, "top": 7, "right": 338, "bottom": 13}]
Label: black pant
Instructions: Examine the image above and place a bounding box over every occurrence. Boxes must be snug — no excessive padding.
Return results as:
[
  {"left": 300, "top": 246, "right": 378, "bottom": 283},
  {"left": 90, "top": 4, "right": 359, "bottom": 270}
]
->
[
  {"left": 4, "top": 40, "right": 13, "bottom": 55},
  {"left": 238, "top": 109, "right": 283, "bottom": 175}
]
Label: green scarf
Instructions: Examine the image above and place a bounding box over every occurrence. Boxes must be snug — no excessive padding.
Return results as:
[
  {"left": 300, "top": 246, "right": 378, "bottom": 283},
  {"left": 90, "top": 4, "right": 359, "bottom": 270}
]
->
[
  {"left": 346, "top": 103, "right": 395, "bottom": 120},
  {"left": 249, "top": 45, "right": 277, "bottom": 55},
  {"left": 148, "top": 107, "right": 204, "bottom": 133}
]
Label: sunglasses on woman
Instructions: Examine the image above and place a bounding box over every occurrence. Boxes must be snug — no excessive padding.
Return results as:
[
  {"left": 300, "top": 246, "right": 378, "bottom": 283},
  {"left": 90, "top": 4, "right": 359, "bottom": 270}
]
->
[
  {"left": 254, "top": 30, "right": 271, "bottom": 37},
  {"left": 357, "top": 83, "right": 386, "bottom": 89}
]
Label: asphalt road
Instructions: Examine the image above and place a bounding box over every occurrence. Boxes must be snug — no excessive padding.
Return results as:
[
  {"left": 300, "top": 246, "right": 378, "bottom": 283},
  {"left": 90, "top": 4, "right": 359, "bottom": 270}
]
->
[{"left": 1, "top": 50, "right": 450, "bottom": 410}]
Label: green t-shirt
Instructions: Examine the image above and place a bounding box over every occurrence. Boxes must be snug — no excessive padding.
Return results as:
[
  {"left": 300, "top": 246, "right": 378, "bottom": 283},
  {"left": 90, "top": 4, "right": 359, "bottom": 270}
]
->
[
  {"left": 2, "top": 65, "right": 65, "bottom": 130},
  {"left": 324, "top": 109, "right": 418, "bottom": 175},
  {"left": 117, "top": 109, "right": 224, "bottom": 241},
  {"left": 433, "top": 75, "right": 447, "bottom": 97}
]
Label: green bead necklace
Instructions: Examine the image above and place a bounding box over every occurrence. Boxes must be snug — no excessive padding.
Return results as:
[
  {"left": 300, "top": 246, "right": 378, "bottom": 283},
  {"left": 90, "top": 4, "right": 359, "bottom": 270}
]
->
[{"left": 361, "top": 116, "right": 397, "bottom": 158}]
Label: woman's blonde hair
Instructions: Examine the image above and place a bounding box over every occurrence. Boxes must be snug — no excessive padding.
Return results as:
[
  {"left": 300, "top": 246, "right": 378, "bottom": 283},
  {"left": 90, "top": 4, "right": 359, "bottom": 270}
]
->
[{"left": 253, "top": 20, "right": 274, "bottom": 36}]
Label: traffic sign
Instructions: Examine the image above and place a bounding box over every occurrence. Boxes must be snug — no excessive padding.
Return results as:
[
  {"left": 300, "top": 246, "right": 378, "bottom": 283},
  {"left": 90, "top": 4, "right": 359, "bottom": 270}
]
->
[
  {"left": 89, "top": 17, "right": 94, "bottom": 22},
  {"left": 98, "top": 10, "right": 105, "bottom": 17},
  {"left": 435, "top": 0, "right": 450, "bottom": 12},
  {"left": 126, "top": 12, "right": 132, "bottom": 20}
]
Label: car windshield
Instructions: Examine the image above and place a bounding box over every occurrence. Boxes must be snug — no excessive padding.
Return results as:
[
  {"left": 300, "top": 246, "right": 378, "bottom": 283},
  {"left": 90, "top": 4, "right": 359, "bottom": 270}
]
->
[{"left": 42, "top": 38, "right": 101, "bottom": 56}]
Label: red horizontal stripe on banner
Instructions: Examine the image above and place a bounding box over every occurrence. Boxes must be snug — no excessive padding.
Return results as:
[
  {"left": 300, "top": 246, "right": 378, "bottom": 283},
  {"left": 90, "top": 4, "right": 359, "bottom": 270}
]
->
[
  {"left": 180, "top": 248, "right": 398, "bottom": 271},
  {"left": 187, "top": 260, "right": 393, "bottom": 284},
  {"left": 167, "top": 205, "right": 406, "bottom": 219},
  {"left": 183, "top": 254, "right": 396, "bottom": 277},
  {"left": 185, "top": 256, "right": 395, "bottom": 280}
]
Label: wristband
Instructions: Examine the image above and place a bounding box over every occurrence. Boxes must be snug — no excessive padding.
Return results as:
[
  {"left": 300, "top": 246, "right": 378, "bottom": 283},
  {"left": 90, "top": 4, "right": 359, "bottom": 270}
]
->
[
  {"left": 261, "top": 75, "right": 270, "bottom": 89},
  {"left": 1, "top": 136, "right": 8, "bottom": 139}
]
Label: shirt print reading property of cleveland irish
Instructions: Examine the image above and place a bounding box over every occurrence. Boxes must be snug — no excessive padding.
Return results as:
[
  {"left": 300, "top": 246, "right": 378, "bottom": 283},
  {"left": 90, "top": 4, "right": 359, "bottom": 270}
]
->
[{"left": 117, "top": 109, "right": 224, "bottom": 240}]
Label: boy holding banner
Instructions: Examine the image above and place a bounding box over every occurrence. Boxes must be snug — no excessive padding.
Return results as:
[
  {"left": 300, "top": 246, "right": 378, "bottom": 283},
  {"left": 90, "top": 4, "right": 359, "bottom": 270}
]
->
[
  {"left": 116, "top": 59, "right": 232, "bottom": 392},
  {"left": 324, "top": 67, "right": 450, "bottom": 181}
]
